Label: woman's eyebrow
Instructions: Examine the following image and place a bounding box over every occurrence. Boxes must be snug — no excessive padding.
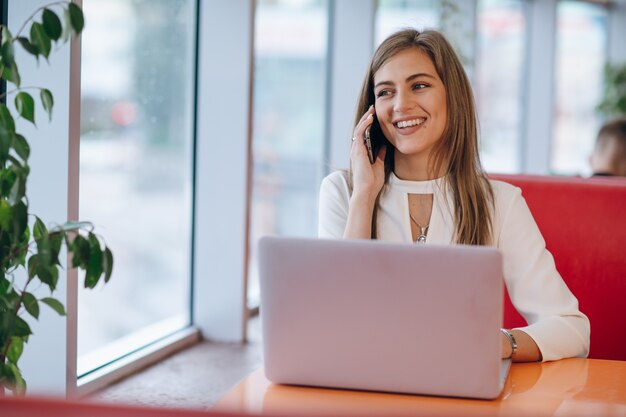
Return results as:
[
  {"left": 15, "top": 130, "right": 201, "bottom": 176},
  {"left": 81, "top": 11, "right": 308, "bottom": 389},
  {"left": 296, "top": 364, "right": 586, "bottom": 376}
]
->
[
  {"left": 406, "top": 73, "right": 437, "bottom": 82},
  {"left": 374, "top": 73, "right": 437, "bottom": 89}
]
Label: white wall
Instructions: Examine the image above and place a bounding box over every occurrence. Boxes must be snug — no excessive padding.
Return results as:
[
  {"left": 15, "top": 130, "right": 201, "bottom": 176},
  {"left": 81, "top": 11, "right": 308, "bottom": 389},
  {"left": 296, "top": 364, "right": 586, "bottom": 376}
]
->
[{"left": 193, "top": 0, "right": 254, "bottom": 342}]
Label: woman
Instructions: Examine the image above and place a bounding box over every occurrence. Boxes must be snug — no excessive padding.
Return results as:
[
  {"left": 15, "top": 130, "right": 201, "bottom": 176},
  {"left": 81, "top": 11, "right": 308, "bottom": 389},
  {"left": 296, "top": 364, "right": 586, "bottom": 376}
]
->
[{"left": 318, "top": 29, "right": 589, "bottom": 362}]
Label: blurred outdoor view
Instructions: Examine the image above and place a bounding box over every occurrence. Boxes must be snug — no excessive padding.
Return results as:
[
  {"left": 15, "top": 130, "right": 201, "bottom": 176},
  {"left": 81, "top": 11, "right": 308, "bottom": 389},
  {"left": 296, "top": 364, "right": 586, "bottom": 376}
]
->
[
  {"left": 247, "top": 0, "right": 329, "bottom": 306},
  {"left": 77, "top": 0, "right": 195, "bottom": 374},
  {"left": 553, "top": 1, "right": 607, "bottom": 175}
]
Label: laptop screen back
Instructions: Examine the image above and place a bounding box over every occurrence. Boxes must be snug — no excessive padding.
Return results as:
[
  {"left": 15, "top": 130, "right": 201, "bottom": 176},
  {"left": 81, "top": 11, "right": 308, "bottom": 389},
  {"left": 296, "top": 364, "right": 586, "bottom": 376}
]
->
[{"left": 259, "top": 236, "right": 505, "bottom": 399}]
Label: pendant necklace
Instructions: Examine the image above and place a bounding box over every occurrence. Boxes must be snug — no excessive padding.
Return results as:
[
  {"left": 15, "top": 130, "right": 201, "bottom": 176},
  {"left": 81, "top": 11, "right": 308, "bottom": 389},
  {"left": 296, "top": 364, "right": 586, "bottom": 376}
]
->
[{"left": 409, "top": 213, "right": 429, "bottom": 244}]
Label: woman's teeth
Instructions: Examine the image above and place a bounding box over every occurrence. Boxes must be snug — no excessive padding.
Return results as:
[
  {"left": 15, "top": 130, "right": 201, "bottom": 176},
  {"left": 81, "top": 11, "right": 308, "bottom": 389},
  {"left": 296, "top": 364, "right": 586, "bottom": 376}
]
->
[{"left": 396, "top": 118, "right": 425, "bottom": 128}]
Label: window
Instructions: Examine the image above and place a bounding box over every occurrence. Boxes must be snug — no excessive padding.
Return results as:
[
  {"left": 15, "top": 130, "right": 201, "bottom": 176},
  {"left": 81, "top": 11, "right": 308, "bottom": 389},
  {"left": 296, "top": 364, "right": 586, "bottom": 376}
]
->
[
  {"left": 375, "top": 0, "right": 438, "bottom": 45},
  {"left": 552, "top": 1, "right": 608, "bottom": 175},
  {"left": 247, "top": 0, "right": 329, "bottom": 307},
  {"left": 475, "top": 0, "right": 527, "bottom": 173},
  {"left": 77, "top": 0, "right": 197, "bottom": 375},
  {"left": 376, "top": 0, "right": 528, "bottom": 173}
]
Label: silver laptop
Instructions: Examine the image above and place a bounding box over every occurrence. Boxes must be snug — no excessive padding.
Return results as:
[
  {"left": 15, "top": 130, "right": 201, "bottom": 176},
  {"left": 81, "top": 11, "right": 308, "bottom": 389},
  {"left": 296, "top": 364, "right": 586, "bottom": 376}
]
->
[{"left": 258, "top": 236, "right": 511, "bottom": 400}]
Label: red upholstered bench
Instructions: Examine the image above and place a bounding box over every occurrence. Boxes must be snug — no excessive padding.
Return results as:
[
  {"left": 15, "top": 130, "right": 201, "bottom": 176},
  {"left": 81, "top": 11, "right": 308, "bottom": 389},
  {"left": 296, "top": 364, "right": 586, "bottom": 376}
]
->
[
  {"left": 490, "top": 174, "right": 626, "bottom": 361},
  {"left": 0, "top": 395, "right": 254, "bottom": 417}
]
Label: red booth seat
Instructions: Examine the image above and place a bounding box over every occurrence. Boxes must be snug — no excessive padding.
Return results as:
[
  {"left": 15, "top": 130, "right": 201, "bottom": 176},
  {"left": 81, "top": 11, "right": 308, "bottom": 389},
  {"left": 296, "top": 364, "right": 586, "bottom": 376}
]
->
[{"left": 490, "top": 174, "right": 626, "bottom": 361}]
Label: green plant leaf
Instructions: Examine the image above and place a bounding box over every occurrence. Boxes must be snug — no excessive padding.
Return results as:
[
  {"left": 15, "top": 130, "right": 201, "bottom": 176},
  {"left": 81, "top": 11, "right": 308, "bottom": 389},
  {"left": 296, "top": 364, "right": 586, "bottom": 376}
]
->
[
  {"left": 33, "top": 216, "right": 48, "bottom": 239},
  {"left": 0, "top": 276, "right": 10, "bottom": 294},
  {"left": 2, "top": 61, "right": 21, "bottom": 86},
  {"left": 7, "top": 155, "right": 23, "bottom": 171},
  {"left": 17, "top": 36, "right": 40, "bottom": 57},
  {"left": 49, "top": 232, "right": 64, "bottom": 265},
  {"left": 61, "top": 9, "right": 71, "bottom": 42},
  {"left": 0, "top": 197, "right": 10, "bottom": 230},
  {"left": 70, "top": 234, "right": 90, "bottom": 268},
  {"left": 22, "top": 292, "right": 39, "bottom": 320},
  {"left": 11, "top": 201, "right": 27, "bottom": 240},
  {"left": 30, "top": 22, "right": 51, "bottom": 59},
  {"left": 6, "top": 337, "right": 24, "bottom": 364},
  {"left": 1, "top": 25, "right": 12, "bottom": 44},
  {"left": 85, "top": 234, "right": 103, "bottom": 288},
  {"left": 0, "top": 168, "right": 15, "bottom": 196},
  {"left": 0, "top": 362, "right": 16, "bottom": 388},
  {"left": 0, "top": 128, "right": 10, "bottom": 164},
  {"left": 36, "top": 263, "right": 55, "bottom": 289},
  {"left": 6, "top": 362, "right": 26, "bottom": 395},
  {"left": 0, "top": 288, "right": 20, "bottom": 311},
  {"left": 67, "top": 3, "right": 85, "bottom": 34},
  {"left": 41, "top": 297, "right": 66, "bottom": 316},
  {"left": 0, "top": 104, "right": 16, "bottom": 133},
  {"left": 27, "top": 254, "right": 40, "bottom": 279},
  {"left": 40, "top": 88, "right": 54, "bottom": 121},
  {"left": 15, "top": 225, "right": 31, "bottom": 267},
  {"left": 12, "top": 316, "right": 32, "bottom": 337},
  {"left": 8, "top": 170, "right": 27, "bottom": 205},
  {"left": 103, "top": 247, "right": 113, "bottom": 283},
  {"left": 13, "top": 134, "right": 30, "bottom": 161},
  {"left": 51, "top": 265, "right": 59, "bottom": 289},
  {"left": 15, "top": 92, "right": 36, "bottom": 125},
  {"left": 42, "top": 8, "right": 62, "bottom": 41},
  {"left": 0, "top": 37, "right": 15, "bottom": 67}
]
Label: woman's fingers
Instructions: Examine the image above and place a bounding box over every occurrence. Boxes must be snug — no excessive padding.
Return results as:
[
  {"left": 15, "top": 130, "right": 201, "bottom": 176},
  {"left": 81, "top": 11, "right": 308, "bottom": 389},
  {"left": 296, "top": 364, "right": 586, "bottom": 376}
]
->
[{"left": 353, "top": 106, "right": 375, "bottom": 141}]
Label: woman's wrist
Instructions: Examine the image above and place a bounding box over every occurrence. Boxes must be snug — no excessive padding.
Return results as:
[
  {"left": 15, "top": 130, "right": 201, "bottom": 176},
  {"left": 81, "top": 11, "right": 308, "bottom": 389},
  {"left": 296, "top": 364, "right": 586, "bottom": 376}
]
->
[
  {"left": 350, "top": 189, "right": 379, "bottom": 207},
  {"left": 501, "top": 328, "right": 517, "bottom": 359}
]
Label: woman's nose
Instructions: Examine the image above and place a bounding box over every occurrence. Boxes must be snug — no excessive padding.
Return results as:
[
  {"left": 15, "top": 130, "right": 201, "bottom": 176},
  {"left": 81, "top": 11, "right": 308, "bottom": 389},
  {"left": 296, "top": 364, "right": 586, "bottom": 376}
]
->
[{"left": 393, "top": 89, "right": 416, "bottom": 112}]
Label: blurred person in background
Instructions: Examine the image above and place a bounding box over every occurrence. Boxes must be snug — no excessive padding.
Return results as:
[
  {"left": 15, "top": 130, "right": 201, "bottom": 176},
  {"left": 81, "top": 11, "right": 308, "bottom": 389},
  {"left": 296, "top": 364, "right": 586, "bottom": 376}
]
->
[{"left": 590, "top": 117, "right": 626, "bottom": 177}]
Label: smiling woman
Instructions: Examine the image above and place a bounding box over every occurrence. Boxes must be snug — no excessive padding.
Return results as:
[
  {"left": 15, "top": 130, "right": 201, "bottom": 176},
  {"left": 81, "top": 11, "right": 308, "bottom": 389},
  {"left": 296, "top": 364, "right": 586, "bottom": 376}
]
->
[{"left": 319, "top": 29, "right": 590, "bottom": 365}]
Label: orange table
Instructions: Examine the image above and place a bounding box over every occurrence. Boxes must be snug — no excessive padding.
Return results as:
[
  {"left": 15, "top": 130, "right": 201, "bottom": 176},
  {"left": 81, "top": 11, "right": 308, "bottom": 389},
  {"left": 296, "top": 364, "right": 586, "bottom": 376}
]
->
[{"left": 214, "top": 359, "right": 626, "bottom": 416}]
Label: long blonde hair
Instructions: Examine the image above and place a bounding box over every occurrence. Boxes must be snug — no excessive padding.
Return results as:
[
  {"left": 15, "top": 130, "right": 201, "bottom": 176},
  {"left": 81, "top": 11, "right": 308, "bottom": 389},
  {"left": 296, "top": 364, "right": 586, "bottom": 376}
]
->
[{"left": 353, "top": 29, "right": 494, "bottom": 245}]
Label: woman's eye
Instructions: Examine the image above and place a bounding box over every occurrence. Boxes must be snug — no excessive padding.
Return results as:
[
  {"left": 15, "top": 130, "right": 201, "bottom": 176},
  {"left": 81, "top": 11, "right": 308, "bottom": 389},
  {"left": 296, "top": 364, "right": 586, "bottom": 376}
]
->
[
  {"left": 376, "top": 90, "right": 391, "bottom": 98},
  {"left": 413, "top": 83, "right": 428, "bottom": 90}
]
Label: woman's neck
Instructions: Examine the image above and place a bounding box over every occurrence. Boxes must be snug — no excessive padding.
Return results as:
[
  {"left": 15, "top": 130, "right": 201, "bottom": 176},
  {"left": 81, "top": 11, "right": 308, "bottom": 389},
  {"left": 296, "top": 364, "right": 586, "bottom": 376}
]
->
[{"left": 393, "top": 152, "right": 445, "bottom": 181}]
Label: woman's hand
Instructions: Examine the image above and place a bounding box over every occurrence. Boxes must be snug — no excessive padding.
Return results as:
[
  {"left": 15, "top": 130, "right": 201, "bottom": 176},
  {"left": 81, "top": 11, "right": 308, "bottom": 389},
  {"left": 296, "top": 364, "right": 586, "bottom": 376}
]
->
[
  {"left": 350, "top": 105, "right": 387, "bottom": 204},
  {"left": 501, "top": 329, "right": 542, "bottom": 362},
  {"left": 343, "top": 106, "right": 387, "bottom": 240}
]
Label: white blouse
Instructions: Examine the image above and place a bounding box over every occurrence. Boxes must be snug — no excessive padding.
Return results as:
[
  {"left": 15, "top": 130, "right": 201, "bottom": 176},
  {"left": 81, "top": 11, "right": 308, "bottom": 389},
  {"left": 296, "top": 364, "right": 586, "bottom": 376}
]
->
[{"left": 319, "top": 170, "right": 590, "bottom": 362}]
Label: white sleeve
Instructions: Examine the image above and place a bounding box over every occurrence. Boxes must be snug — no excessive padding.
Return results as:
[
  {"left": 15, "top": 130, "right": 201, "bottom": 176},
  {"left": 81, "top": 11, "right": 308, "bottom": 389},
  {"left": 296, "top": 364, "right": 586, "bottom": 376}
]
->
[
  {"left": 497, "top": 186, "right": 590, "bottom": 362},
  {"left": 318, "top": 171, "right": 351, "bottom": 239}
]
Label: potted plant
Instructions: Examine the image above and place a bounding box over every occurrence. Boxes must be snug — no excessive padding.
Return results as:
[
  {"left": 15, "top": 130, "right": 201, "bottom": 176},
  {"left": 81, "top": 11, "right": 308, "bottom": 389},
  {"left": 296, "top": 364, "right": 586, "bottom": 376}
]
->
[
  {"left": 0, "top": 2, "right": 112, "bottom": 395},
  {"left": 597, "top": 62, "right": 626, "bottom": 118}
]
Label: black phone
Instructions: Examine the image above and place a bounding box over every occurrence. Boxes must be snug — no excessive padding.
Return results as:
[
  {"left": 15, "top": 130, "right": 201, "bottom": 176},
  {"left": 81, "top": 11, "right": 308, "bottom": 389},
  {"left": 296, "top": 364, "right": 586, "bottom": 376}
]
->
[
  {"left": 364, "top": 115, "right": 383, "bottom": 164},
  {"left": 364, "top": 126, "right": 374, "bottom": 164}
]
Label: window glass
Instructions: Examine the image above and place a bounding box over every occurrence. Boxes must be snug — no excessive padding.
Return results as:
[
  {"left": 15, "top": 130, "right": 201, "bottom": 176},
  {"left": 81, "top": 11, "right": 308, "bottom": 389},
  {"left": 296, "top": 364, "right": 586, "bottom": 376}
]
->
[
  {"left": 552, "top": 1, "right": 607, "bottom": 175},
  {"left": 247, "top": 0, "right": 329, "bottom": 307},
  {"left": 375, "top": 0, "right": 438, "bottom": 46},
  {"left": 375, "top": 0, "right": 526, "bottom": 173},
  {"left": 78, "top": 0, "right": 196, "bottom": 375},
  {"left": 475, "top": 0, "right": 526, "bottom": 173}
]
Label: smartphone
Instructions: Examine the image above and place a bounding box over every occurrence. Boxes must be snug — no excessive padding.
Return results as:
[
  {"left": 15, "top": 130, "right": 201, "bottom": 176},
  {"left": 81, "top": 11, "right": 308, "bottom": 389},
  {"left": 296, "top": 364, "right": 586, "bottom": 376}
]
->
[
  {"left": 364, "top": 114, "right": 383, "bottom": 164},
  {"left": 364, "top": 126, "right": 375, "bottom": 164}
]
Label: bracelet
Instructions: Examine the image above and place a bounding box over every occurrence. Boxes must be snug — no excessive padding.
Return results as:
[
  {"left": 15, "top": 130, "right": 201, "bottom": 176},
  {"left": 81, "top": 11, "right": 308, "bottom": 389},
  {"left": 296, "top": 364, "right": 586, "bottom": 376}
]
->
[{"left": 501, "top": 328, "right": 518, "bottom": 359}]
